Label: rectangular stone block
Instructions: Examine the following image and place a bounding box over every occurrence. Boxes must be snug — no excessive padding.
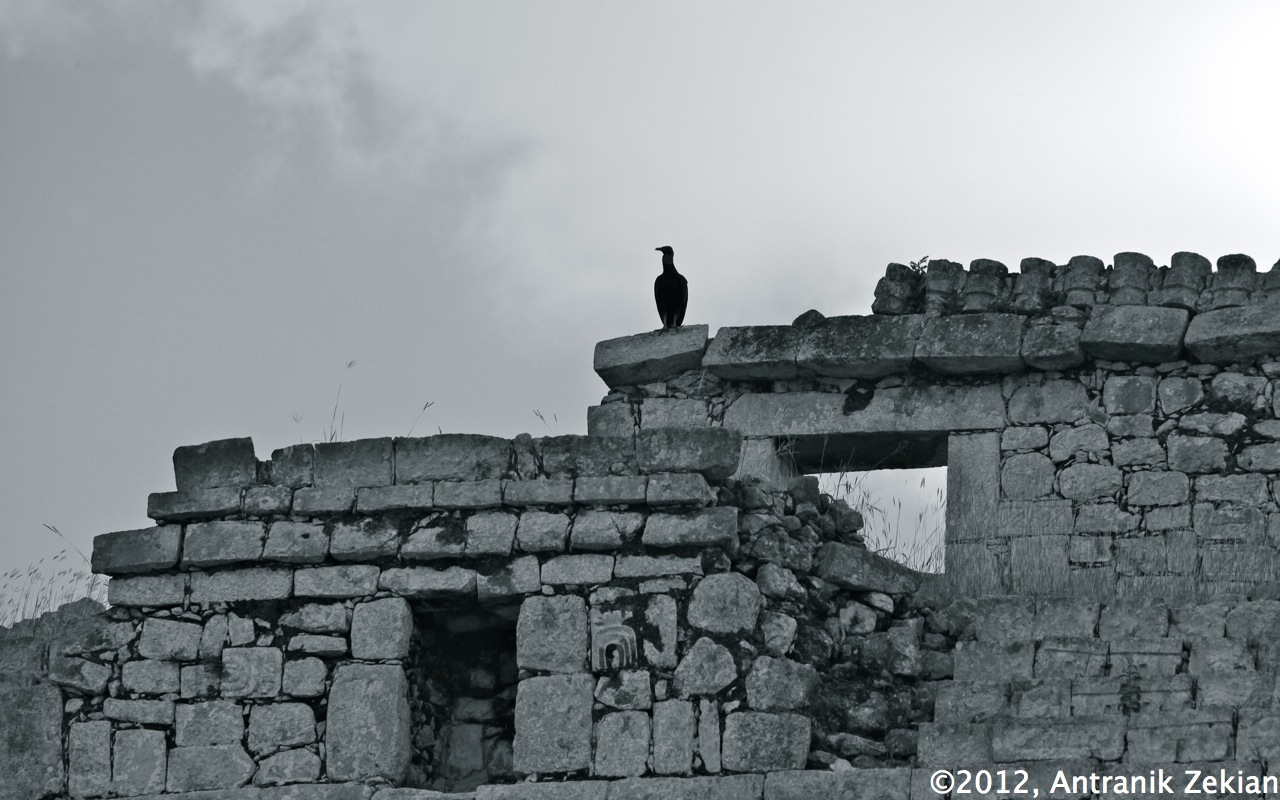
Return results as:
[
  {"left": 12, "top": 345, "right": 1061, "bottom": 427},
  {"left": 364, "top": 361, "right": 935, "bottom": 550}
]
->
[
  {"left": 814, "top": 541, "right": 921, "bottom": 594},
  {"left": 477, "top": 556, "right": 541, "bottom": 603},
  {"left": 104, "top": 698, "right": 174, "bottom": 725},
  {"left": 607, "top": 775, "right": 764, "bottom": 800},
  {"left": 537, "top": 435, "right": 638, "bottom": 479},
  {"left": 1108, "top": 637, "right": 1184, "bottom": 677},
  {"left": 615, "top": 555, "right": 703, "bottom": 578},
  {"left": 953, "top": 641, "right": 1034, "bottom": 682},
  {"left": 647, "top": 473, "right": 713, "bottom": 506},
  {"left": 638, "top": 398, "right": 709, "bottom": 430},
  {"left": 996, "top": 500, "right": 1073, "bottom": 538},
  {"left": 934, "top": 681, "right": 1009, "bottom": 722},
  {"left": 357, "top": 484, "right": 435, "bottom": 513},
  {"left": 763, "top": 769, "right": 910, "bottom": 800},
  {"left": 1009, "top": 535, "right": 1071, "bottom": 595},
  {"left": 0, "top": 684, "right": 65, "bottom": 799},
  {"left": 973, "top": 596, "right": 1035, "bottom": 641},
  {"left": 330, "top": 517, "right": 402, "bottom": 561},
  {"left": 587, "top": 402, "right": 634, "bottom": 438},
  {"left": 147, "top": 488, "right": 242, "bottom": 521},
  {"left": 643, "top": 507, "right": 738, "bottom": 551},
  {"left": 943, "top": 542, "right": 1005, "bottom": 596},
  {"left": 946, "top": 432, "right": 1000, "bottom": 545},
  {"left": 379, "top": 566, "right": 476, "bottom": 598},
  {"left": 1194, "top": 503, "right": 1266, "bottom": 541},
  {"left": 242, "top": 485, "right": 292, "bottom": 515},
  {"left": 1081, "top": 305, "right": 1189, "bottom": 363},
  {"left": 540, "top": 555, "right": 614, "bottom": 585},
  {"left": 517, "top": 595, "right": 588, "bottom": 673},
  {"left": 263, "top": 520, "right": 329, "bottom": 564},
  {"left": 513, "top": 673, "right": 595, "bottom": 773},
  {"left": 992, "top": 720, "right": 1125, "bottom": 761},
  {"left": 291, "top": 486, "right": 355, "bottom": 514},
  {"left": 269, "top": 443, "right": 314, "bottom": 488},
  {"left": 1125, "top": 709, "right": 1234, "bottom": 763},
  {"left": 574, "top": 475, "right": 648, "bottom": 504},
  {"left": 328, "top": 664, "right": 411, "bottom": 782},
  {"left": 723, "top": 385, "right": 1005, "bottom": 437},
  {"left": 1072, "top": 674, "right": 1192, "bottom": 716},
  {"left": 702, "top": 325, "right": 803, "bottom": 380},
  {"left": 1035, "top": 637, "right": 1107, "bottom": 679},
  {"left": 636, "top": 427, "right": 742, "bottom": 481},
  {"left": 174, "top": 437, "right": 258, "bottom": 491},
  {"left": 1200, "top": 544, "right": 1279, "bottom": 582},
  {"left": 68, "top": 720, "right": 111, "bottom": 798},
  {"left": 504, "top": 479, "right": 575, "bottom": 506},
  {"left": 190, "top": 568, "right": 292, "bottom": 603},
  {"left": 91, "top": 525, "right": 182, "bottom": 574},
  {"left": 478, "top": 782, "right": 609, "bottom": 800},
  {"left": 794, "top": 314, "right": 924, "bottom": 379},
  {"left": 111, "top": 728, "right": 167, "bottom": 796},
  {"left": 107, "top": 573, "right": 187, "bottom": 607},
  {"left": 395, "top": 433, "right": 512, "bottom": 483},
  {"left": 183, "top": 520, "right": 266, "bottom": 567},
  {"left": 313, "top": 438, "right": 393, "bottom": 488},
  {"left": 294, "top": 565, "right": 379, "bottom": 598},
  {"left": 594, "top": 325, "right": 710, "bottom": 388},
  {"left": 916, "top": 313, "right": 1026, "bottom": 374},
  {"left": 916, "top": 722, "right": 993, "bottom": 765},
  {"left": 1185, "top": 303, "right": 1280, "bottom": 363},
  {"left": 652, "top": 700, "right": 695, "bottom": 775},
  {"left": 721, "top": 712, "right": 809, "bottom": 771},
  {"left": 434, "top": 479, "right": 503, "bottom": 509}
]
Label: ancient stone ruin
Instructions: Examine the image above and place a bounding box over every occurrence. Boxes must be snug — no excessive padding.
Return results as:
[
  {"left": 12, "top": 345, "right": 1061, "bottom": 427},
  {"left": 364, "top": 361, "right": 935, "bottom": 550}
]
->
[{"left": 5, "top": 251, "right": 1280, "bottom": 800}]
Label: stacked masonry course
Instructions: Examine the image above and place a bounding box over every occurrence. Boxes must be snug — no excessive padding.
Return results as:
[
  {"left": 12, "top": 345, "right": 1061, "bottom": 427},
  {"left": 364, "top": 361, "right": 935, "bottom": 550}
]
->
[{"left": 5, "top": 250, "right": 1280, "bottom": 799}]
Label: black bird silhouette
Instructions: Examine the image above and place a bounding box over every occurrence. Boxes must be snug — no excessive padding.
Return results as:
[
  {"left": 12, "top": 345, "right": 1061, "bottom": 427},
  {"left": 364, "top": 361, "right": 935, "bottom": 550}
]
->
[{"left": 654, "top": 246, "right": 688, "bottom": 329}]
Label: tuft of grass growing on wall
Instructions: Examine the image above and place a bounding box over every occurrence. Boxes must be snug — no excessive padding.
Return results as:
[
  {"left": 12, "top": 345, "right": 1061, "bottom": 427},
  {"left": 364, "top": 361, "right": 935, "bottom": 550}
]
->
[
  {"left": 0, "top": 550, "right": 108, "bottom": 628},
  {"left": 821, "top": 470, "right": 946, "bottom": 574}
]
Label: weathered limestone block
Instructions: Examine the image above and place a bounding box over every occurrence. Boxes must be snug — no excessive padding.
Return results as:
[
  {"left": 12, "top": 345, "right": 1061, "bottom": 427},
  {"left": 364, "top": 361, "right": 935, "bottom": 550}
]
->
[
  {"left": 1071, "top": 674, "right": 1191, "bottom": 716},
  {"left": 647, "top": 472, "right": 713, "bottom": 506},
  {"left": 91, "top": 525, "right": 181, "bottom": 574},
  {"left": 512, "top": 673, "right": 595, "bottom": 773},
  {"left": 432, "top": 479, "right": 504, "bottom": 509},
  {"left": 574, "top": 475, "right": 648, "bottom": 504},
  {"left": 1035, "top": 637, "right": 1107, "bottom": 679},
  {"left": 1210, "top": 372, "right": 1269, "bottom": 410},
  {"left": 915, "top": 313, "right": 1025, "bottom": 374},
  {"left": 638, "top": 398, "right": 710, "bottom": 431},
  {"left": 295, "top": 565, "right": 380, "bottom": 598},
  {"left": 1125, "top": 709, "right": 1233, "bottom": 763},
  {"left": 1112, "top": 438, "right": 1165, "bottom": 466},
  {"left": 991, "top": 719, "right": 1124, "bottom": 761},
  {"left": 538, "top": 435, "right": 637, "bottom": 478},
  {"left": 814, "top": 542, "right": 921, "bottom": 594},
  {"left": 636, "top": 427, "right": 742, "bottom": 480},
  {"left": 517, "top": 595, "right": 588, "bottom": 672},
  {"left": 540, "top": 554, "right": 613, "bottom": 585},
  {"left": 401, "top": 516, "right": 466, "bottom": 560},
  {"left": 934, "top": 681, "right": 1008, "bottom": 722},
  {"left": 516, "top": 510, "right": 570, "bottom": 551},
  {"left": 605, "top": 775, "right": 763, "bottom": 800},
  {"left": 148, "top": 487, "right": 243, "bottom": 521},
  {"left": 724, "top": 385, "right": 1005, "bottom": 437},
  {"left": 136, "top": 617, "right": 201, "bottom": 661},
  {"left": 263, "top": 520, "right": 328, "bottom": 563},
  {"left": 220, "top": 647, "right": 282, "bottom": 698},
  {"left": 190, "top": 568, "right": 292, "bottom": 603},
  {"left": 291, "top": 486, "right": 355, "bottom": 515},
  {"left": 166, "top": 744, "right": 256, "bottom": 792},
  {"left": 283, "top": 658, "right": 327, "bottom": 698},
  {"left": 68, "top": 720, "right": 111, "bottom": 798},
  {"left": 698, "top": 699, "right": 722, "bottom": 773},
  {"left": 1000, "top": 452, "right": 1054, "bottom": 499},
  {"left": 1021, "top": 324, "right": 1085, "bottom": 370},
  {"left": 1185, "top": 304, "right": 1280, "bottom": 363},
  {"left": 1237, "top": 710, "right": 1280, "bottom": 763},
  {"left": 255, "top": 748, "right": 322, "bottom": 786},
  {"left": 248, "top": 703, "right": 316, "bottom": 753},
  {"left": 245, "top": 484, "right": 295, "bottom": 513},
  {"left": 1188, "top": 635, "right": 1253, "bottom": 674},
  {"left": 997, "top": 500, "right": 1073, "bottom": 538},
  {"left": 478, "top": 783, "right": 609, "bottom": 800},
  {"left": 652, "top": 700, "right": 695, "bottom": 775},
  {"left": 594, "top": 711, "right": 651, "bottom": 776},
  {"left": 328, "top": 664, "right": 411, "bottom": 782},
  {"left": 1048, "top": 423, "right": 1108, "bottom": 463},
  {"left": 615, "top": 556, "right": 703, "bottom": 579},
  {"left": 794, "top": 314, "right": 924, "bottom": 378},
  {"left": 594, "top": 325, "right": 710, "bottom": 388},
  {"left": 702, "top": 325, "right": 803, "bottom": 380},
  {"left": 1059, "top": 464, "right": 1122, "bottom": 500},
  {"left": 764, "top": 769, "right": 911, "bottom": 800},
  {"left": 477, "top": 555, "right": 541, "bottom": 602},
  {"left": 595, "top": 670, "right": 653, "bottom": 710},
  {"left": 1168, "top": 435, "right": 1227, "bottom": 473},
  {"left": 1158, "top": 377, "right": 1204, "bottom": 414},
  {"left": 104, "top": 698, "right": 174, "bottom": 725},
  {"left": 916, "top": 722, "right": 993, "bottom": 765},
  {"left": 108, "top": 573, "right": 187, "bottom": 606},
  {"left": 176, "top": 700, "right": 244, "bottom": 746},
  {"left": 745, "top": 657, "right": 818, "bottom": 710},
  {"left": 643, "top": 507, "right": 738, "bottom": 551},
  {"left": 674, "top": 637, "right": 737, "bottom": 697},
  {"left": 721, "top": 712, "right": 809, "bottom": 771},
  {"left": 1081, "top": 305, "right": 1188, "bottom": 363},
  {"left": 179, "top": 663, "right": 219, "bottom": 699},
  {"left": 269, "top": 443, "right": 314, "bottom": 488},
  {"left": 947, "top": 432, "right": 1000, "bottom": 545},
  {"left": 378, "top": 566, "right": 476, "bottom": 598},
  {"left": 1240, "top": 442, "right": 1280, "bottom": 472},
  {"left": 288, "top": 633, "right": 346, "bottom": 656},
  {"left": 0, "top": 684, "right": 64, "bottom": 799},
  {"left": 1103, "top": 375, "right": 1158, "bottom": 415},
  {"left": 313, "top": 437, "right": 393, "bottom": 488},
  {"left": 953, "top": 641, "right": 1034, "bottom": 682},
  {"left": 112, "top": 728, "right": 167, "bottom": 796},
  {"left": 688, "top": 573, "right": 762, "bottom": 633},
  {"left": 356, "top": 484, "right": 435, "bottom": 513},
  {"left": 121, "top": 659, "right": 180, "bottom": 695},
  {"left": 1196, "top": 473, "right": 1269, "bottom": 504},
  {"left": 351, "top": 597, "right": 412, "bottom": 660},
  {"left": 1007, "top": 380, "right": 1088, "bottom": 424},
  {"left": 174, "top": 437, "right": 258, "bottom": 491},
  {"left": 184, "top": 520, "right": 266, "bottom": 567},
  {"left": 396, "top": 433, "right": 512, "bottom": 482},
  {"left": 1099, "top": 601, "right": 1169, "bottom": 638},
  {"left": 465, "top": 511, "right": 518, "bottom": 556},
  {"left": 973, "top": 596, "right": 1035, "bottom": 640},
  {"left": 1127, "top": 471, "right": 1190, "bottom": 506},
  {"left": 1109, "top": 637, "right": 1183, "bottom": 676},
  {"left": 1074, "top": 504, "right": 1137, "bottom": 534},
  {"left": 570, "top": 510, "right": 643, "bottom": 550}
]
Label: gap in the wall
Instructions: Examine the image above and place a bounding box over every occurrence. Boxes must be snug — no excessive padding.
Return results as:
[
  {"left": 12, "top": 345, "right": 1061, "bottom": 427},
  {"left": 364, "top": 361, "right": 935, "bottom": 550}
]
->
[{"left": 817, "top": 466, "right": 947, "bottom": 574}]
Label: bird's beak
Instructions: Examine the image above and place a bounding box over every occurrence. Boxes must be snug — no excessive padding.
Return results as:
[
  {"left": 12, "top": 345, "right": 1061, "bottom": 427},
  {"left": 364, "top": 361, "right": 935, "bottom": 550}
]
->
[{"left": 655, "top": 247, "right": 661, "bottom": 251}]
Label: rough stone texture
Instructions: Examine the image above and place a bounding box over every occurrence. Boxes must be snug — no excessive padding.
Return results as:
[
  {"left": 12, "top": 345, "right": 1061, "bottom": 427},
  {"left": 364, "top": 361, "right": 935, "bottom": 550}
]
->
[
  {"left": 379, "top": 566, "right": 476, "bottom": 598},
  {"left": 1185, "top": 304, "right": 1280, "bottom": 362},
  {"left": 166, "top": 744, "right": 256, "bottom": 792},
  {"left": 397, "top": 433, "right": 512, "bottom": 482},
  {"left": 794, "top": 314, "right": 924, "bottom": 378},
  {"left": 263, "top": 520, "right": 329, "bottom": 563},
  {"left": 350, "top": 596, "right": 412, "bottom": 659},
  {"left": 313, "top": 437, "right": 393, "bottom": 488},
  {"left": 103, "top": 698, "right": 174, "bottom": 725},
  {"left": 255, "top": 748, "right": 322, "bottom": 786},
  {"left": 1167, "top": 435, "right": 1228, "bottom": 473},
  {"left": 606, "top": 775, "right": 763, "bottom": 800},
  {"left": 68, "top": 720, "right": 111, "bottom": 798},
  {"left": 330, "top": 516, "right": 402, "bottom": 561},
  {"left": 220, "top": 647, "right": 283, "bottom": 698},
  {"left": 269, "top": 443, "right": 314, "bottom": 488},
  {"left": 745, "top": 657, "right": 819, "bottom": 710},
  {"left": 112, "top": 727, "right": 167, "bottom": 796},
  {"left": 183, "top": 520, "right": 266, "bottom": 567},
  {"left": 594, "top": 325, "right": 710, "bottom": 387},
  {"left": 174, "top": 437, "right": 257, "bottom": 491},
  {"left": 1058, "top": 464, "right": 1122, "bottom": 500},
  {"left": 176, "top": 700, "right": 245, "bottom": 747},
  {"left": 505, "top": 479, "right": 575, "bottom": 506},
  {"left": 248, "top": 703, "right": 317, "bottom": 753},
  {"left": 477, "top": 554, "right": 541, "bottom": 602},
  {"left": 764, "top": 770, "right": 911, "bottom": 800},
  {"left": 282, "top": 657, "right": 328, "bottom": 698},
  {"left": 91, "top": 525, "right": 182, "bottom": 574},
  {"left": 1080, "top": 305, "right": 1188, "bottom": 362},
  {"left": 1022, "top": 324, "right": 1085, "bottom": 370},
  {"left": 947, "top": 432, "right": 1000, "bottom": 545},
  {"left": 687, "top": 573, "right": 761, "bottom": 633},
  {"left": 241, "top": 484, "right": 292, "bottom": 514},
  {"left": 596, "top": 670, "right": 653, "bottom": 710},
  {"left": 814, "top": 542, "right": 921, "bottom": 594},
  {"left": 643, "top": 507, "right": 738, "bottom": 551},
  {"left": 916, "top": 313, "right": 1025, "bottom": 374},
  {"left": 107, "top": 572, "right": 187, "bottom": 606},
  {"left": 674, "top": 637, "right": 737, "bottom": 697},
  {"left": 517, "top": 594, "right": 588, "bottom": 672},
  {"left": 121, "top": 659, "right": 180, "bottom": 694},
  {"left": 148, "top": 486, "right": 244, "bottom": 521},
  {"left": 513, "top": 673, "right": 595, "bottom": 773},
  {"left": 466, "top": 511, "right": 519, "bottom": 556},
  {"left": 594, "top": 711, "right": 651, "bottom": 777},
  {"left": 702, "top": 325, "right": 803, "bottom": 380},
  {"left": 0, "top": 684, "right": 64, "bottom": 799},
  {"left": 1007, "top": 380, "right": 1088, "bottom": 424},
  {"left": 570, "top": 510, "right": 643, "bottom": 550},
  {"left": 636, "top": 427, "right": 742, "bottom": 481},
  {"left": 137, "top": 617, "right": 202, "bottom": 660},
  {"left": 516, "top": 510, "right": 571, "bottom": 551},
  {"left": 478, "top": 783, "right": 609, "bottom": 800},
  {"left": 540, "top": 554, "right": 614, "bottom": 585},
  {"left": 327, "top": 664, "right": 411, "bottom": 782},
  {"left": 652, "top": 700, "right": 696, "bottom": 775},
  {"left": 721, "top": 712, "right": 810, "bottom": 771},
  {"left": 724, "top": 385, "right": 1005, "bottom": 436},
  {"left": 294, "top": 565, "right": 380, "bottom": 598},
  {"left": 1000, "top": 452, "right": 1054, "bottom": 499},
  {"left": 190, "top": 568, "right": 293, "bottom": 603}
]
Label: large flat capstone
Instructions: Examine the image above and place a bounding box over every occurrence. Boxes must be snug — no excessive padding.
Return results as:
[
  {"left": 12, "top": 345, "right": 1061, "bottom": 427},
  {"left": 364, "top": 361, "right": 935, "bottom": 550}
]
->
[
  {"left": 722, "top": 384, "right": 1005, "bottom": 437},
  {"left": 174, "top": 437, "right": 258, "bottom": 491},
  {"left": 594, "top": 325, "right": 710, "bottom": 388},
  {"left": 794, "top": 314, "right": 924, "bottom": 379},
  {"left": 1080, "top": 305, "right": 1189, "bottom": 363},
  {"left": 916, "top": 314, "right": 1026, "bottom": 374},
  {"left": 1185, "top": 304, "right": 1280, "bottom": 363},
  {"left": 702, "top": 326, "right": 802, "bottom": 380},
  {"left": 326, "top": 664, "right": 411, "bottom": 783}
]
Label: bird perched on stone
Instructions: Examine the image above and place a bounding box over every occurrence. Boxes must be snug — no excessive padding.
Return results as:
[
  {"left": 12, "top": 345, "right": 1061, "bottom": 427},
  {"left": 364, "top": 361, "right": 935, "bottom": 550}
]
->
[{"left": 654, "top": 246, "right": 688, "bottom": 329}]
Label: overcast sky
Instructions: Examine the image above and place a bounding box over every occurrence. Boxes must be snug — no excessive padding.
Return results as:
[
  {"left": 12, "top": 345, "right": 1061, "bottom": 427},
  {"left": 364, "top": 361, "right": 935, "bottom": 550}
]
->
[{"left": 2, "top": 2, "right": 1278, "bottom": 598}]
